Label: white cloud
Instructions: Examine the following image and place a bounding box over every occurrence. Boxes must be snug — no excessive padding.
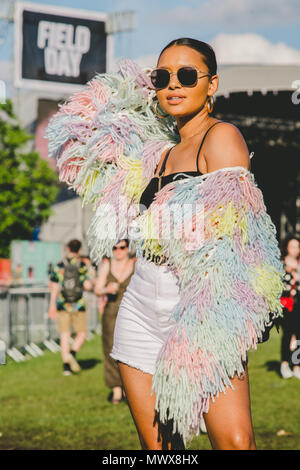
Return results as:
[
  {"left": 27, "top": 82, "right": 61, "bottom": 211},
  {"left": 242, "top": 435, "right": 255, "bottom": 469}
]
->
[
  {"left": 0, "top": 61, "right": 13, "bottom": 80},
  {"left": 156, "top": 0, "right": 300, "bottom": 28},
  {"left": 0, "top": 61, "right": 14, "bottom": 99},
  {"left": 211, "top": 33, "right": 300, "bottom": 65},
  {"left": 135, "top": 34, "right": 300, "bottom": 67},
  {"left": 134, "top": 54, "right": 157, "bottom": 69}
]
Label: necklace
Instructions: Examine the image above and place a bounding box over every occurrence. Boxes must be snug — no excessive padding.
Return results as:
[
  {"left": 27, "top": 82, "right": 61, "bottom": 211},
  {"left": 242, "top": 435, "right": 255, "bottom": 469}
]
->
[
  {"left": 180, "top": 129, "right": 203, "bottom": 142},
  {"left": 157, "top": 120, "right": 215, "bottom": 191},
  {"left": 180, "top": 118, "right": 214, "bottom": 143}
]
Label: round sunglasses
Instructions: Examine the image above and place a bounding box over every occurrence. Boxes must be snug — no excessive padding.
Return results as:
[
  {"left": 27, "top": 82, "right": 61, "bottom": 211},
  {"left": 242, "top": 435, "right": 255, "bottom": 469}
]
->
[{"left": 150, "top": 66, "right": 212, "bottom": 89}]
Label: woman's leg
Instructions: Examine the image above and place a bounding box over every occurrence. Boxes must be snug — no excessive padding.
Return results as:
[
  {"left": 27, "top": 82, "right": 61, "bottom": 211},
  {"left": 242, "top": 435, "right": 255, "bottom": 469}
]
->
[
  {"left": 119, "top": 362, "right": 256, "bottom": 450},
  {"left": 118, "top": 362, "right": 183, "bottom": 450},
  {"left": 112, "top": 386, "right": 123, "bottom": 402},
  {"left": 118, "top": 362, "right": 161, "bottom": 449},
  {"left": 102, "top": 309, "right": 123, "bottom": 401},
  {"left": 203, "top": 365, "right": 256, "bottom": 450}
]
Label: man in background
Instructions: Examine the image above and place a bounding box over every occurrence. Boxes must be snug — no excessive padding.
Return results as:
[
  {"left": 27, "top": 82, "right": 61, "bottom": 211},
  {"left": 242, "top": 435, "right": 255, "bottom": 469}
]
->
[{"left": 48, "top": 239, "right": 93, "bottom": 375}]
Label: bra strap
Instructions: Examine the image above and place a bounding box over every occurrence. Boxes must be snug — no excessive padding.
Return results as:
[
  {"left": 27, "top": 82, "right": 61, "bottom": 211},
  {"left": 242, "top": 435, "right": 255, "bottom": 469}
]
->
[
  {"left": 158, "top": 146, "right": 174, "bottom": 177},
  {"left": 196, "top": 121, "right": 223, "bottom": 172},
  {"left": 158, "top": 121, "right": 223, "bottom": 176}
]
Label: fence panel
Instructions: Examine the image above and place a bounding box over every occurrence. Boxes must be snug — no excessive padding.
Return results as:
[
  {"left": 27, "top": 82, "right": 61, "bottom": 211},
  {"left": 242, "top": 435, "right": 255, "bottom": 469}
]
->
[
  {"left": 0, "top": 287, "right": 100, "bottom": 355},
  {"left": 85, "top": 291, "right": 99, "bottom": 333},
  {"left": 28, "top": 289, "right": 50, "bottom": 344},
  {"left": 9, "top": 290, "right": 28, "bottom": 348},
  {"left": 0, "top": 290, "right": 10, "bottom": 346}
]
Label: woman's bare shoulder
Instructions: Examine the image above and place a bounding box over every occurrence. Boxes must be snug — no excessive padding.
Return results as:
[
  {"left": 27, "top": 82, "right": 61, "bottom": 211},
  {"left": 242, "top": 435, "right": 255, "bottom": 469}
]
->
[
  {"left": 97, "top": 257, "right": 110, "bottom": 274},
  {"left": 204, "top": 121, "right": 250, "bottom": 173}
]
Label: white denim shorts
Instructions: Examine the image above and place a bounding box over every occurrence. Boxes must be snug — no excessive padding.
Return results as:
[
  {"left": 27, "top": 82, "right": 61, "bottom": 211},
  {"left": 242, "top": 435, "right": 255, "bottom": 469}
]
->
[{"left": 110, "top": 256, "right": 181, "bottom": 375}]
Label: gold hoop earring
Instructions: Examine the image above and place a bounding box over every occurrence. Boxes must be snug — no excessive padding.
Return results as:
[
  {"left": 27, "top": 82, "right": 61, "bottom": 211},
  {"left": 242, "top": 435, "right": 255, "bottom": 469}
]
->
[
  {"left": 153, "top": 102, "right": 168, "bottom": 119},
  {"left": 207, "top": 96, "right": 214, "bottom": 114}
]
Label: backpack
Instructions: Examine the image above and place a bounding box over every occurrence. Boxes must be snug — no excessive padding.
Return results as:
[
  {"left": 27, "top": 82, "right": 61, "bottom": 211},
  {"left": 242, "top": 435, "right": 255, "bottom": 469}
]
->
[{"left": 61, "top": 258, "right": 83, "bottom": 303}]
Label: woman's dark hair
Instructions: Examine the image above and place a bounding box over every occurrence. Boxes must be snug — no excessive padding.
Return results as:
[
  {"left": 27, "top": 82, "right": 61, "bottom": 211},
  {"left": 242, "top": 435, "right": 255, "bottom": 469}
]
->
[
  {"left": 280, "top": 234, "right": 300, "bottom": 260},
  {"left": 67, "top": 239, "right": 82, "bottom": 254},
  {"left": 158, "top": 38, "right": 217, "bottom": 76}
]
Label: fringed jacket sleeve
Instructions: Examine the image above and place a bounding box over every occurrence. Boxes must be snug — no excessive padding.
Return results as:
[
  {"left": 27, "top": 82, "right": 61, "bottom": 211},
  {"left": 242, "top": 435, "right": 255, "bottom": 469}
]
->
[
  {"left": 46, "top": 60, "right": 176, "bottom": 262},
  {"left": 132, "top": 166, "right": 284, "bottom": 444}
]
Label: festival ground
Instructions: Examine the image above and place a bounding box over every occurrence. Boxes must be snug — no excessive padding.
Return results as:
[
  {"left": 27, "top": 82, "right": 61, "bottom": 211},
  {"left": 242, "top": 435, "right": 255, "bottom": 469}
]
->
[{"left": 0, "top": 329, "right": 299, "bottom": 450}]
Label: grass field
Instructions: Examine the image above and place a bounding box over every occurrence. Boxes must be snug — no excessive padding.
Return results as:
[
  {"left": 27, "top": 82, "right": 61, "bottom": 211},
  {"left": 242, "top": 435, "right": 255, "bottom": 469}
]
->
[{"left": 0, "top": 329, "right": 299, "bottom": 450}]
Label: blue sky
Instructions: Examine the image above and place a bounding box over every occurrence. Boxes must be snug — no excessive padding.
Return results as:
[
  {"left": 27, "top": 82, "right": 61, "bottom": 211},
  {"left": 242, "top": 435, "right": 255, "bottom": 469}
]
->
[{"left": 1, "top": 0, "right": 300, "bottom": 66}]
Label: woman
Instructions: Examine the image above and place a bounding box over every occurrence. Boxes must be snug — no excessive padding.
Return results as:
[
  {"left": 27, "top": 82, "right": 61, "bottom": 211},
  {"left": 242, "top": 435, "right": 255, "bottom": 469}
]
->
[
  {"left": 111, "top": 38, "right": 257, "bottom": 450},
  {"left": 280, "top": 235, "right": 300, "bottom": 379},
  {"left": 47, "top": 38, "right": 284, "bottom": 450},
  {"left": 94, "top": 239, "right": 136, "bottom": 403}
]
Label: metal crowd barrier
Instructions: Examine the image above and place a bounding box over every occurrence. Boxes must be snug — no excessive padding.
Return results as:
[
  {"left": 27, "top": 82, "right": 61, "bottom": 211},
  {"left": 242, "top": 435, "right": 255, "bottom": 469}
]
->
[{"left": 0, "top": 286, "right": 100, "bottom": 364}]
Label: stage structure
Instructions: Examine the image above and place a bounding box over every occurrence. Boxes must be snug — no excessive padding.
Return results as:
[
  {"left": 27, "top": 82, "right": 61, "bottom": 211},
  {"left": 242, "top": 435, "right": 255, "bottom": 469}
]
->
[{"left": 215, "top": 64, "right": 300, "bottom": 241}]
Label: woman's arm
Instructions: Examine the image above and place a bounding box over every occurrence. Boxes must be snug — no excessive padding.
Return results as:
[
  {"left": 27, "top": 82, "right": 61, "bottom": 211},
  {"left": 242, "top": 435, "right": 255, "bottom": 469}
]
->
[
  {"left": 204, "top": 122, "right": 250, "bottom": 173},
  {"left": 94, "top": 258, "right": 110, "bottom": 296}
]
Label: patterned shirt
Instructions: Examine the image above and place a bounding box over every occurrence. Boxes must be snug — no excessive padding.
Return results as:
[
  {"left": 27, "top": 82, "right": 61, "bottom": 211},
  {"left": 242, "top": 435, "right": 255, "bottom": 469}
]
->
[
  {"left": 50, "top": 256, "right": 90, "bottom": 312},
  {"left": 282, "top": 261, "right": 300, "bottom": 309}
]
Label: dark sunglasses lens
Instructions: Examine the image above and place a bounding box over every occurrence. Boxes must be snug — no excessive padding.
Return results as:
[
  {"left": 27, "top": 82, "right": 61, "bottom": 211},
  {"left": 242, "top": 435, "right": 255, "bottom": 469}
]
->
[
  {"left": 178, "top": 67, "right": 198, "bottom": 86},
  {"left": 150, "top": 69, "right": 170, "bottom": 88}
]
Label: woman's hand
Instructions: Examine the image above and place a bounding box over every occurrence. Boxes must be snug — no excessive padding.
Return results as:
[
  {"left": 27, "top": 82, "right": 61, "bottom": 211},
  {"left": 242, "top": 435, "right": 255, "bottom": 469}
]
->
[
  {"left": 83, "top": 279, "right": 94, "bottom": 292},
  {"left": 105, "top": 282, "right": 119, "bottom": 295}
]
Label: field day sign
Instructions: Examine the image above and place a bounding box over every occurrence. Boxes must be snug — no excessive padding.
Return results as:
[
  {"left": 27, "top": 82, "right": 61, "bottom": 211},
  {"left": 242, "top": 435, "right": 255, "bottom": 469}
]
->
[
  {"left": 37, "top": 21, "right": 91, "bottom": 77},
  {"left": 14, "top": 2, "right": 112, "bottom": 92}
]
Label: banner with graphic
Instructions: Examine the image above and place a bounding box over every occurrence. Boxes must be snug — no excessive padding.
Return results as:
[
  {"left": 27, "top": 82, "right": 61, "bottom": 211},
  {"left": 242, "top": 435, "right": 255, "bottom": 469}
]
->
[
  {"left": 14, "top": 2, "right": 112, "bottom": 92},
  {"left": 35, "top": 99, "right": 60, "bottom": 170}
]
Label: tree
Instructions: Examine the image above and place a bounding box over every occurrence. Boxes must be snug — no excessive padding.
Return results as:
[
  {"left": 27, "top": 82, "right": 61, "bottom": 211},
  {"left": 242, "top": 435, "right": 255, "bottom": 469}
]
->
[{"left": 0, "top": 100, "right": 59, "bottom": 258}]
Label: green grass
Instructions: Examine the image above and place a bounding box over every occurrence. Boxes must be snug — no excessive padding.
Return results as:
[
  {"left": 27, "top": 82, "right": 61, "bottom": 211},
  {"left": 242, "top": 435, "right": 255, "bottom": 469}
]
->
[{"left": 0, "top": 330, "right": 299, "bottom": 450}]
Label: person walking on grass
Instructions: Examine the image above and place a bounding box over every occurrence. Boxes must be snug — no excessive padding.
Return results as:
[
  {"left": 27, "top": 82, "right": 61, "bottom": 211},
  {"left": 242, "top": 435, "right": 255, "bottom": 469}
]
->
[
  {"left": 94, "top": 239, "right": 136, "bottom": 404},
  {"left": 48, "top": 239, "right": 93, "bottom": 376}
]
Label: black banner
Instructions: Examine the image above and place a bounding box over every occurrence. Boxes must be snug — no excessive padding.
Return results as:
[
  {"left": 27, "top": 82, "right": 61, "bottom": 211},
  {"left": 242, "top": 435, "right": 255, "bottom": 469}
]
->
[{"left": 19, "top": 8, "right": 107, "bottom": 86}]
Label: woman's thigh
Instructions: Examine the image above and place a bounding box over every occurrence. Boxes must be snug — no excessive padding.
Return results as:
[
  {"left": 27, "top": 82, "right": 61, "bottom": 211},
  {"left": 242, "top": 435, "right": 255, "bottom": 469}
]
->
[
  {"left": 118, "top": 362, "right": 184, "bottom": 450},
  {"left": 118, "top": 362, "right": 160, "bottom": 449},
  {"left": 119, "top": 362, "right": 256, "bottom": 450},
  {"left": 203, "top": 366, "right": 256, "bottom": 450}
]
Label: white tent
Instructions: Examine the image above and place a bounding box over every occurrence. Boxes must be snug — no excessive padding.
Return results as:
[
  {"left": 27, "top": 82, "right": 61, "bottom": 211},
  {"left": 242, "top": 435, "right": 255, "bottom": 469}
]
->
[
  {"left": 39, "top": 197, "right": 94, "bottom": 255},
  {"left": 217, "top": 64, "right": 300, "bottom": 97}
]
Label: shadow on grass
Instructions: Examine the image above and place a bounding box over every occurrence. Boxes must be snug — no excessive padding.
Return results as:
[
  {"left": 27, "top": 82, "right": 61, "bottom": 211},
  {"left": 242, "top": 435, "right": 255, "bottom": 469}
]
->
[
  {"left": 78, "top": 358, "right": 101, "bottom": 370},
  {"left": 264, "top": 360, "right": 281, "bottom": 377}
]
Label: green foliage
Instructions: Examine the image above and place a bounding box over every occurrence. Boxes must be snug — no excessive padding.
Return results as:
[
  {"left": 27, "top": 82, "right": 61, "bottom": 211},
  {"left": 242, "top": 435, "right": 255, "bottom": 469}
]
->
[{"left": 0, "top": 100, "right": 59, "bottom": 257}]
